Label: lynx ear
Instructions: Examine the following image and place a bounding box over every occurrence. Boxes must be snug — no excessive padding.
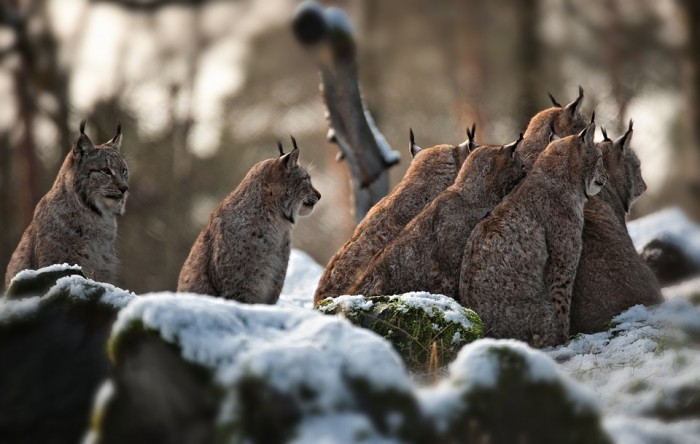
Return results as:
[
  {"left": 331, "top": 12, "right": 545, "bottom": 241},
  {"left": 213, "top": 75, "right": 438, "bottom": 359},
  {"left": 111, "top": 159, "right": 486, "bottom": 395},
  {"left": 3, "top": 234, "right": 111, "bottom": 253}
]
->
[
  {"left": 548, "top": 92, "right": 562, "bottom": 108},
  {"left": 108, "top": 121, "right": 122, "bottom": 150},
  {"left": 409, "top": 128, "right": 422, "bottom": 158},
  {"left": 277, "top": 140, "right": 285, "bottom": 156},
  {"left": 601, "top": 127, "right": 611, "bottom": 142},
  {"left": 577, "top": 120, "right": 596, "bottom": 146},
  {"left": 614, "top": 119, "right": 633, "bottom": 154},
  {"left": 564, "top": 85, "right": 584, "bottom": 115},
  {"left": 504, "top": 132, "right": 524, "bottom": 156},
  {"left": 280, "top": 135, "right": 300, "bottom": 169},
  {"left": 548, "top": 123, "right": 560, "bottom": 143},
  {"left": 467, "top": 123, "right": 478, "bottom": 150},
  {"left": 73, "top": 120, "right": 94, "bottom": 159}
]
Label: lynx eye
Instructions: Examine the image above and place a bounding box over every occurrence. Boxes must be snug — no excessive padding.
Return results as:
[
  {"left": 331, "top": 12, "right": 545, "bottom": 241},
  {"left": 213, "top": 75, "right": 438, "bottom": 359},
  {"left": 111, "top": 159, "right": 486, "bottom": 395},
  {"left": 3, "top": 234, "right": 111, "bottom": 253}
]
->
[{"left": 100, "top": 168, "right": 112, "bottom": 176}]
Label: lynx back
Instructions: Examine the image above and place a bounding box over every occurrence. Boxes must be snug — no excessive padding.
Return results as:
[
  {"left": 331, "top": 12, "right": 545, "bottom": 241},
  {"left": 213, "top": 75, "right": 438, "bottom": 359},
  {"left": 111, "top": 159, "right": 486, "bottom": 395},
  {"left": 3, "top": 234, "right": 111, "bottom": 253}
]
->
[
  {"left": 460, "top": 122, "right": 605, "bottom": 347},
  {"left": 351, "top": 136, "right": 525, "bottom": 299},
  {"left": 177, "top": 138, "right": 321, "bottom": 304},
  {"left": 570, "top": 123, "right": 662, "bottom": 333},
  {"left": 314, "top": 131, "right": 471, "bottom": 303}
]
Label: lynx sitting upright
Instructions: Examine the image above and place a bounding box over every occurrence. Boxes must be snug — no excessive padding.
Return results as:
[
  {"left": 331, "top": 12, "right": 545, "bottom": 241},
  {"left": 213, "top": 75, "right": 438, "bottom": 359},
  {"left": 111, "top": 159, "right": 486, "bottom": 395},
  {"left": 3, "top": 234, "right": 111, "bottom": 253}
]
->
[
  {"left": 5, "top": 121, "right": 128, "bottom": 287},
  {"left": 460, "top": 120, "right": 606, "bottom": 347},
  {"left": 314, "top": 129, "right": 473, "bottom": 304},
  {"left": 351, "top": 132, "right": 525, "bottom": 299},
  {"left": 570, "top": 123, "right": 662, "bottom": 334},
  {"left": 178, "top": 138, "right": 321, "bottom": 304},
  {"left": 517, "top": 86, "right": 588, "bottom": 171}
]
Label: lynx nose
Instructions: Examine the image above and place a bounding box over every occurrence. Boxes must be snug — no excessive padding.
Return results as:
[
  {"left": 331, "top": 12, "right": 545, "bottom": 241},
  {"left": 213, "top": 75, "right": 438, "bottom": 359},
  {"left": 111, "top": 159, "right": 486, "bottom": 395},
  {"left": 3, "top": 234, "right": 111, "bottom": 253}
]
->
[
  {"left": 118, "top": 183, "right": 129, "bottom": 194},
  {"left": 314, "top": 188, "right": 322, "bottom": 201}
]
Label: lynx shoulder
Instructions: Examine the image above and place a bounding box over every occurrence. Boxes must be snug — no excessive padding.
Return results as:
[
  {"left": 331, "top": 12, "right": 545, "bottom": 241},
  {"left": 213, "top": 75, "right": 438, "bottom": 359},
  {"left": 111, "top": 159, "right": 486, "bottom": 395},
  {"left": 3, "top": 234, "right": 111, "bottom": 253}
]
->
[
  {"left": 460, "top": 120, "right": 605, "bottom": 347},
  {"left": 177, "top": 138, "right": 321, "bottom": 304},
  {"left": 517, "top": 86, "right": 588, "bottom": 170},
  {"left": 4, "top": 121, "right": 128, "bottom": 287},
  {"left": 314, "top": 130, "right": 471, "bottom": 303},
  {"left": 351, "top": 134, "right": 525, "bottom": 299},
  {"left": 570, "top": 123, "right": 662, "bottom": 334}
]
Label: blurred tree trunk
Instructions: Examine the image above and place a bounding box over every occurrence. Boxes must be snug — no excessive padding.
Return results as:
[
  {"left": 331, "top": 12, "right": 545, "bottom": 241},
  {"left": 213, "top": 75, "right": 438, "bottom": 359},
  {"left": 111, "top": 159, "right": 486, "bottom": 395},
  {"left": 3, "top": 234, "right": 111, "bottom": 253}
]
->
[
  {"left": 515, "top": 0, "right": 542, "bottom": 127},
  {"left": 680, "top": 0, "right": 700, "bottom": 216}
]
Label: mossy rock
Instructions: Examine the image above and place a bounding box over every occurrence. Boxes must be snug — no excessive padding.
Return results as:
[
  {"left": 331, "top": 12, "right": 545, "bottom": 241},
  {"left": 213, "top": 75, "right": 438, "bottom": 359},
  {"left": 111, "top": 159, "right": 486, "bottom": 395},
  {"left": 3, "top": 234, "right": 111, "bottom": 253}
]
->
[
  {"left": 317, "top": 293, "right": 483, "bottom": 370},
  {"left": 422, "top": 339, "right": 612, "bottom": 444},
  {"left": 4, "top": 264, "right": 85, "bottom": 300},
  {"left": 0, "top": 275, "right": 134, "bottom": 444}
]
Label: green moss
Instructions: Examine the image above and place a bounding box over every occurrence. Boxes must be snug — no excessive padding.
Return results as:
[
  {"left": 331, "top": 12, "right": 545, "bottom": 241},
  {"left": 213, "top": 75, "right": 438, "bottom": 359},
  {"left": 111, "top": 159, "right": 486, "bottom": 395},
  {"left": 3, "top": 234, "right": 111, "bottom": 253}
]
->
[
  {"left": 317, "top": 295, "right": 483, "bottom": 370},
  {"left": 443, "top": 346, "right": 612, "bottom": 444}
]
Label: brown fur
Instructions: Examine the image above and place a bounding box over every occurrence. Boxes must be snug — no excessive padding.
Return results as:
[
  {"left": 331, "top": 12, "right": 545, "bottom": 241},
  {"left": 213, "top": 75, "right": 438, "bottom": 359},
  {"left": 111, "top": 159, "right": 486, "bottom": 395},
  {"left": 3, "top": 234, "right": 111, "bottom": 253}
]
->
[
  {"left": 351, "top": 141, "right": 525, "bottom": 299},
  {"left": 177, "top": 145, "right": 321, "bottom": 304},
  {"left": 517, "top": 88, "right": 588, "bottom": 171},
  {"left": 460, "top": 124, "right": 606, "bottom": 347},
  {"left": 314, "top": 143, "right": 470, "bottom": 303},
  {"left": 5, "top": 123, "right": 128, "bottom": 286},
  {"left": 570, "top": 127, "right": 662, "bottom": 334}
]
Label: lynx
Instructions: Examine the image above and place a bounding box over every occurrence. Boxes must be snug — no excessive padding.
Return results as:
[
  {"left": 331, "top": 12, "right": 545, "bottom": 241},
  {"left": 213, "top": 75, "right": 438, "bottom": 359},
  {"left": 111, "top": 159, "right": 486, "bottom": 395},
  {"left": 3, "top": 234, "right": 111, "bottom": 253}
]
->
[
  {"left": 460, "top": 120, "right": 606, "bottom": 347},
  {"left": 517, "top": 86, "right": 588, "bottom": 171},
  {"left": 314, "top": 129, "right": 473, "bottom": 304},
  {"left": 350, "top": 135, "right": 525, "bottom": 299},
  {"left": 177, "top": 138, "right": 321, "bottom": 304},
  {"left": 570, "top": 123, "right": 662, "bottom": 334},
  {"left": 4, "top": 121, "right": 128, "bottom": 287}
]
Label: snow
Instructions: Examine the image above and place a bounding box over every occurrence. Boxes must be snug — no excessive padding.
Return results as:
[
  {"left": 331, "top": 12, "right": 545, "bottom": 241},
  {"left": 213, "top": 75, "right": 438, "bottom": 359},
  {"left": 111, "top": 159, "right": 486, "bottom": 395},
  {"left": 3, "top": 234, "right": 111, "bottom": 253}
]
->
[
  {"left": 113, "top": 292, "right": 412, "bottom": 433},
  {"left": 278, "top": 249, "right": 324, "bottom": 309},
  {"left": 628, "top": 206, "right": 700, "bottom": 263},
  {"left": 9, "top": 263, "right": 82, "bottom": 283},
  {"left": 46, "top": 275, "right": 136, "bottom": 309},
  {"left": 0, "top": 296, "right": 41, "bottom": 325}
]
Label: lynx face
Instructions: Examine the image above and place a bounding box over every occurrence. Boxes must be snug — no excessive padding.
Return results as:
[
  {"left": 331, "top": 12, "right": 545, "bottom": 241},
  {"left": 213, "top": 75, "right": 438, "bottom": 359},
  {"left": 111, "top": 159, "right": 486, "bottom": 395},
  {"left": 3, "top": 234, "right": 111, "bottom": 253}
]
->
[
  {"left": 276, "top": 148, "right": 321, "bottom": 223},
  {"left": 575, "top": 127, "right": 606, "bottom": 198},
  {"left": 73, "top": 131, "right": 129, "bottom": 216}
]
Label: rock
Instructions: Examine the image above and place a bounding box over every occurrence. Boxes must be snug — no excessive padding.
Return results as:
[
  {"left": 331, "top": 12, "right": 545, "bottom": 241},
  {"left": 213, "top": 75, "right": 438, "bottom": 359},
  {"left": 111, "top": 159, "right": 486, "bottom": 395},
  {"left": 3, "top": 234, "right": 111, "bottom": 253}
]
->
[
  {"left": 640, "top": 239, "right": 700, "bottom": 287},
  {"left": 4, "top": 264, "right": 85, "bottom": 299},
  {"left": 316, "top": 293, "right": 483, "bottom": 371},
  {"left": 420, "top": 339, "right": 612, "bottom": 444},
  {"left": 88, "top": 294, "right": 433, "bottom": 444},
  {"left": 0, "top": 275, "right": 134, "bottom": 444}
]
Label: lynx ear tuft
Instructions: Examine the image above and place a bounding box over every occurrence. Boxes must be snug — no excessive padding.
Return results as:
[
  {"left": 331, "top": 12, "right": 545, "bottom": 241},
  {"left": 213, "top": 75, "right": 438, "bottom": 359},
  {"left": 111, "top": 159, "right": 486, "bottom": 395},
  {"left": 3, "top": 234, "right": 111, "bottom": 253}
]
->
[
  {"left": 280, "top": 138, "right": 300, "bottom": 169},
  {"left": 504, "top": 132, "right": 524, "bottom": 156},
  {"left": 548, "top": 92, "right": 562, "bottom": 108},
  {"left": 73, "top": 121, "right": 94, "bottom": 159},
  {"left": 601, "top": 127, "right": 611, "bottom": 142},
  {"left": 614, "top": 119, "right": 634, "bottom": 153},
  {"left": 110, "top": 121, "right": 123, "bottom": 150},
  {"left": 467, "top": 123, "right": 478, "bottom": 150},
  {"left": 290, "top": 134, "right": 300, "bottom": 152},
  {"left": 577, "top": 120, "right": 596, "bottom": 146},
  {"left": 564, "top": 85, "right": 584, "bottom": 115},
  {"left": 277, "top": 140, "right": 285, "bottom": 157},
  {"left": 409, "top": 128, "right": 422, "bottom": 158},
  {"left": 590, "top": 110, "right": 595, "bottom": 125}
]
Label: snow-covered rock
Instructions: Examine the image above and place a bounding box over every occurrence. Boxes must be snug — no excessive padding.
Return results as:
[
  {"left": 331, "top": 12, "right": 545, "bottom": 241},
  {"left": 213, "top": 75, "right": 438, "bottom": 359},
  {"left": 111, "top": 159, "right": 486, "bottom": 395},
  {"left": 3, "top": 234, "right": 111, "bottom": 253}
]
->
[
  {"left": 88, "top": 293, "right": 608, "bottom": 443},
  {"left": 4, "top": 263, "right": 85, "bottom": 299},
  {"left": 0, "top": 274, "right": 135, "bottom": 444},
  {"left": 317, "top": 293, "right": 482, "bottom": 370}
]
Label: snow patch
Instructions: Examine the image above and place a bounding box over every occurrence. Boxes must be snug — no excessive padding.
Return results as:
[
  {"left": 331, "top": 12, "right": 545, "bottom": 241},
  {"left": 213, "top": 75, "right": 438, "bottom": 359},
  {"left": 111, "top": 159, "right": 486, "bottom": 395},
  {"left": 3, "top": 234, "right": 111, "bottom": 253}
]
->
[
  {"left": 627, "top": 207, "right": 700, "bottom": 264},
  {"left": 0, "top": 296, "right": 41, "bottom": 325},
  {"left": 278, "top": 249, "right": 324, "bottom": 309},
  {"left": 9, "top": 263, "right": 82, "bottom": 283},
  {"left": 46, "top": 275, "right": 136, "bottom": 310}
]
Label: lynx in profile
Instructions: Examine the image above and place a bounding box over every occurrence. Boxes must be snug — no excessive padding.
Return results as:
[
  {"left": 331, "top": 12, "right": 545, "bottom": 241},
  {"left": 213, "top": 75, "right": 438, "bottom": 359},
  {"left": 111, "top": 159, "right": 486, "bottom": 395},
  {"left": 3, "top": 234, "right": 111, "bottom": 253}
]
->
[
  {"left": 517, "top": 86, "right": 588, "bottom": 171},
  {"left": 460, "top": 120, "right": 606, "bottom": 347},
  {"left": 351, "top": 134, "right": 525, "bottom": 299},
  {"left": 5, "top": 121, "right": 128, "bottom": 287},
  {"left": 177, "top": 138, "right": 321, "bottom": 304},
  {"left": 314, "top": 129, "right": 473, "bottom": 304},
  {"left": 570, "top": 123, "right": 662, "bottom": 333}
]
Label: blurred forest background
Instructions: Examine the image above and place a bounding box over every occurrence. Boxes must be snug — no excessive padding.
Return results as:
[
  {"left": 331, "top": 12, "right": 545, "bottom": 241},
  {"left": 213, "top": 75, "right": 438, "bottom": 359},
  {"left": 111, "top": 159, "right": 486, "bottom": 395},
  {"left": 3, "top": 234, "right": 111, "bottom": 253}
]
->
[{"left": 0, "top": 0, "right": 698, "bottom": 293}]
